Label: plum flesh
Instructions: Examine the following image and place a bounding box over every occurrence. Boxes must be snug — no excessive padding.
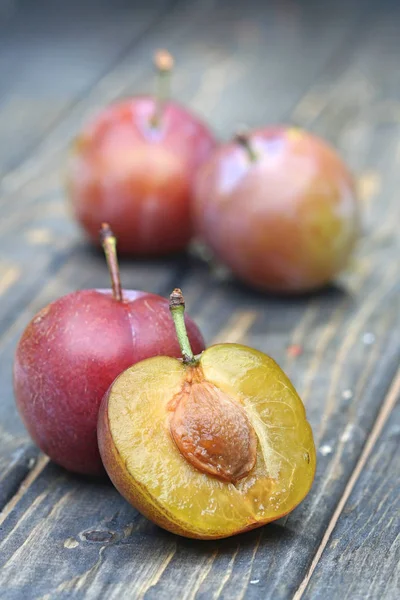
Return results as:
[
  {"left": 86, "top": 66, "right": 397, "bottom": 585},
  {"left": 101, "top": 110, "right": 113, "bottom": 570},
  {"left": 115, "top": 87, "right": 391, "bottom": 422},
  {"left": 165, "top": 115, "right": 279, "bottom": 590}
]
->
[{"left": 98, "top": 343, "right": 316, "bottom": 538}]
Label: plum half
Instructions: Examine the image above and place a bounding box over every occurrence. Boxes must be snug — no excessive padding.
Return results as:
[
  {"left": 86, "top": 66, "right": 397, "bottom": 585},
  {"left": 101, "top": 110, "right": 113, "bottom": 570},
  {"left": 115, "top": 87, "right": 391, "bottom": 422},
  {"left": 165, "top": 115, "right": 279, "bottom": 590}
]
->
[{"left": 98, "top": 290, "right": 316, "bottom": 539}]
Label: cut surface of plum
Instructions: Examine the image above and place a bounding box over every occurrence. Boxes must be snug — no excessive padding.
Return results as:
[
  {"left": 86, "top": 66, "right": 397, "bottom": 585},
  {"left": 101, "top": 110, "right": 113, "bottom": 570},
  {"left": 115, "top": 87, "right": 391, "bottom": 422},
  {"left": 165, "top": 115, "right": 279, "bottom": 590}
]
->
[{"left": 98, "top": 344, "right": 316, "bottom": 539}]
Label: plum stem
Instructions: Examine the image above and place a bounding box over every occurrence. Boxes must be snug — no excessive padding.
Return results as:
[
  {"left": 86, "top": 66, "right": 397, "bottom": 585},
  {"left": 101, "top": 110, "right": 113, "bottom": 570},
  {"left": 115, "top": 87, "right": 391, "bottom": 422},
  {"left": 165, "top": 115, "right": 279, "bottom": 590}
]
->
[
  {"left": 100, "top": 223, "right": 123, "bottom": 302},
  {"left": 169, "top": 289, "right": 197, "bottom": 365},
  {"left": 151, "top": 49, "right": 174, "bottom": 127},
  {"left": 234, "top": 130, "right": 258, "bottom": 162}
]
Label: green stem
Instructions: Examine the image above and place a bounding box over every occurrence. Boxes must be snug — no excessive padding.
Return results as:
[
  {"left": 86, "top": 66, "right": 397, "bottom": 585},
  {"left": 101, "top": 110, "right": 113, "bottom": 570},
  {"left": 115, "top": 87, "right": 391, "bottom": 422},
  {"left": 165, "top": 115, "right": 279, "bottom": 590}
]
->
[
  {"left": 169, "top": 289, "right": 197, "bottom": 365},
  {"left": 234, "top": 130, "right": 258, "bottom": 162},
  {"left": 151, "top": 49, "right": 174, "bottom": 127},
  {"left": 100, "top": 223, "right": 123, "bottom": 302}
]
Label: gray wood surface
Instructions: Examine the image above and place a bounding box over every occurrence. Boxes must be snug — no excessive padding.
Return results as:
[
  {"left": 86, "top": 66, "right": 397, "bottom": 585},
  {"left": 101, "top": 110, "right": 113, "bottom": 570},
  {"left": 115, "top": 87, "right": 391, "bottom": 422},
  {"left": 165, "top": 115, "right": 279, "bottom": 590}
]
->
[
  {"left": 0, "top": 0, "right": 399, "bottom": 598},
  {"left": 303, "top": 374, "right": 400, "bottom": 600}
]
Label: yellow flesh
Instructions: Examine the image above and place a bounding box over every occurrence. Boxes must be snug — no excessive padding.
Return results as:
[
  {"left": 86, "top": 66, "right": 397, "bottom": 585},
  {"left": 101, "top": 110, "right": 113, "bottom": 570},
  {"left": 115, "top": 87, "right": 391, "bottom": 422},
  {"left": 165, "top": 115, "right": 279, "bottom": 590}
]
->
[{"left": 107, "top": 344, "right": 316, "bottom": 537}]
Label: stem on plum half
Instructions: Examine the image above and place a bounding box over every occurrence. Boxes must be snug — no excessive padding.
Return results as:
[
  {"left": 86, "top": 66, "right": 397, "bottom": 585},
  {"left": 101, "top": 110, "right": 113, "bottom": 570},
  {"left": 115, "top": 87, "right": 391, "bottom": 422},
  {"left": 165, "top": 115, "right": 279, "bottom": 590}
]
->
[
  {"left": 169, "top": 289, "right": 198, "bottom": 365},
  {"left": 234, "top": 129, "right": 258, "bottom": 162},
  {"left": 100, "top": 223, "right": 123, "bottom": 302},
  {"left": 151, "top": 49, "right": 174, "bottom": 127}
]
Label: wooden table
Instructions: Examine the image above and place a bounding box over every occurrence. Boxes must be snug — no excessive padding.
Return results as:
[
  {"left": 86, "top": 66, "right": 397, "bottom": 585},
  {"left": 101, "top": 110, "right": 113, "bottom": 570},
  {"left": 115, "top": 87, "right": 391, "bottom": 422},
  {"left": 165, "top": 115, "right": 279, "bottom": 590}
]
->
[{"left": 0, "top": 0, "right": 399, "bottom": 598}]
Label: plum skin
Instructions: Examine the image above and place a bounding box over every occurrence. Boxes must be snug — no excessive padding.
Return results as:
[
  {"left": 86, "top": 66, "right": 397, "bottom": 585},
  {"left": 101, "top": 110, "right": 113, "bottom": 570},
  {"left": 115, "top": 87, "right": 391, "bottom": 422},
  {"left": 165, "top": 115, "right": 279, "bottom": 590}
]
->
[
  {"left": 67, "top": 97, "right": 217, "bottom": 256},
  {"left": 13, "top": 290, "right": 204, "bottom": 475},
  {"left": 193, "top": 127, "right": 359, "bottom": 292}
]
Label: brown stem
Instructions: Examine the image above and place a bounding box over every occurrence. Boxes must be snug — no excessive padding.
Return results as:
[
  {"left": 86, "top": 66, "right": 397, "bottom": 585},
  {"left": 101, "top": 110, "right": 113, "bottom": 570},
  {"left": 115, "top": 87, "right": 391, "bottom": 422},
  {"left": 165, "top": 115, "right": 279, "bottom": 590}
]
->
[
  {"left": 151, "top": 49, "right": 174, "bottom": 127},
  {"left": 100, "top": 223, "right": 123, "bottom": 302},
  {"left": 234, "top": 129, "right": 258, "bottom": 162}
]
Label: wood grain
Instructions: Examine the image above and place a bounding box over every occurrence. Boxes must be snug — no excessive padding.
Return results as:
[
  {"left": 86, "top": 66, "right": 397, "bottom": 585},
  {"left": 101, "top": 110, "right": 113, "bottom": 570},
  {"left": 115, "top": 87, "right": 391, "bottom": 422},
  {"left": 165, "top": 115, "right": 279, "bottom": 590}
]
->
[
  {"left": 0, "top": 0, "right": 399, "bottom": 599},
  {"left": 301, "top": 373, "right": 400, "bottom": 600}
]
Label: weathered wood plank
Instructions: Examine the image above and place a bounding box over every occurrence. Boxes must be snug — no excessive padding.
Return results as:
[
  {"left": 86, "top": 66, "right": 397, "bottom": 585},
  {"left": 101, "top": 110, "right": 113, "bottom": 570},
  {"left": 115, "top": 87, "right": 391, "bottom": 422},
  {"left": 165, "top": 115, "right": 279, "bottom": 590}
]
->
[
  {"left": 0, "top": 0, "right": 173, "bottom": 177},
  {"left": 301, "top": 373, "right": 400, "bottom": 600},
  {"left": 1, "top": 0, "right": 400, "bottom": 598}
]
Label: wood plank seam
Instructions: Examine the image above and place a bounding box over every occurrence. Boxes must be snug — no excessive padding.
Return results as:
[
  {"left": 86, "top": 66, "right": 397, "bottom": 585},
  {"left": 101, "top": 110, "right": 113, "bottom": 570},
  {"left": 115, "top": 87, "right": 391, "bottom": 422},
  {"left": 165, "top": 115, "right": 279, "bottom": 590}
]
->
[
  {"left": 136, "top": 546, "right": 178, "bottom": 597},
  {"left": 292, "top": 368, "right": 400, "bottom": 600},
  {"left": 186, "top": 549, "right": 218, "bottom": 600},
  {"left": 213, "top": 544, "right": 240, "bottom": 598},
  {"left": 0, "top": 454, "right": 49, "bottom": 527},
  {"left": 237, "top": 530, "right": 264, "bottom": 600}
]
